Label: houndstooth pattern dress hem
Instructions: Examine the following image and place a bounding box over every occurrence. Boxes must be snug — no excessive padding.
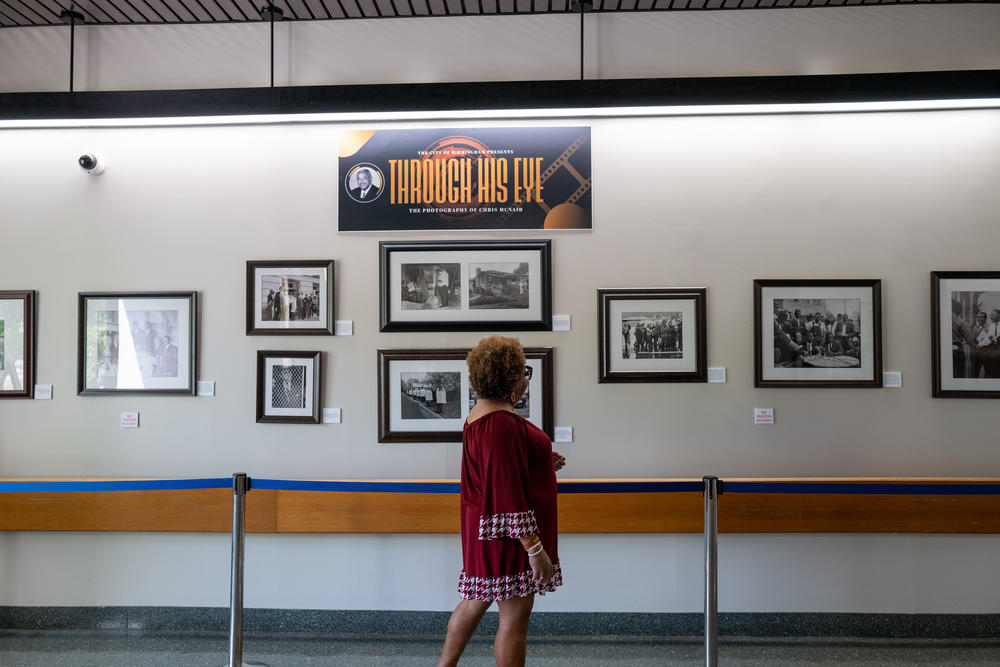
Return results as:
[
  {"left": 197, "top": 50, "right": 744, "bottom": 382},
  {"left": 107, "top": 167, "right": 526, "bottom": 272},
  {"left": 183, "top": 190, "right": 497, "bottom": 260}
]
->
[{"left": 458, "top": 410, "right": 562, "bottom": 602}]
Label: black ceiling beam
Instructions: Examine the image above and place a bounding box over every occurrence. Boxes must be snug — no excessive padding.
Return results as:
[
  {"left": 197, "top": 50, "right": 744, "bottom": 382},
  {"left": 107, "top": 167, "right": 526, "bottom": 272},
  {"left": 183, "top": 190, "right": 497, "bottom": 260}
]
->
[{"left": 1, "top": 70, "right": 997, "bottom": 120}]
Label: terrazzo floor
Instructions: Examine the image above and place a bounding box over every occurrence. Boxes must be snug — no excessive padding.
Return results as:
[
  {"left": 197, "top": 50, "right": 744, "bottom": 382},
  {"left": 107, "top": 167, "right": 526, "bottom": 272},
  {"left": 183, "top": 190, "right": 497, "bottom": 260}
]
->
[{"left": 1, "top": 632, "right": 998, "bottom": 666}]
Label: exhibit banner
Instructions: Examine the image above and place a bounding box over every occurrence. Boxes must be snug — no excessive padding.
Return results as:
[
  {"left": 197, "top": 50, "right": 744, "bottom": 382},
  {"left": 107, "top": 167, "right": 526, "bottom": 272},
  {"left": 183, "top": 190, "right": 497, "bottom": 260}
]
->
[{"left": 338, "top": 126, "right": 592, "bottom": 232}]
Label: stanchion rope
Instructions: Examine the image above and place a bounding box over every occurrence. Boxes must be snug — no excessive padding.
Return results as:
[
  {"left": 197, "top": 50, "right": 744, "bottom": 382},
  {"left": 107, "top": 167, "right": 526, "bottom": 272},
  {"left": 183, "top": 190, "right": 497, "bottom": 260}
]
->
[
  {"left": 250, "top": 479, "right": 704, "bottom": 493},
  {"left": 723, "top": 481, "right": 1000, "bottom": 495},
  {"left": 0, "top": 478, "right": 232, "bottom": 492}
]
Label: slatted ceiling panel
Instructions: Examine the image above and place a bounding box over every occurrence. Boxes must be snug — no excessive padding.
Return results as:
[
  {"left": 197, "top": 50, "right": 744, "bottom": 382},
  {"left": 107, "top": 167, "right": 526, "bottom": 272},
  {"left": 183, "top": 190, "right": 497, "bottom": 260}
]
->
[
  {"left": 0, "top": 0, "right": 991, "bottom": 27},
  {"left": 120, "top": 0, "right": 153, "bottom": 20},
  {"left": 300, "top": 0, "right": 327, "bottom": 17},
  {"left": 90, "top": 0, "right": 125, "bottom": 21},
  {"left": 227, "top": 0, "right": 252, "bottom": 19},
  {"left": 0, "top": 2, "right": 25, "bottom": 24},
  {"left": 163, "top": 0, "right": 191, "bottom": 18},
  {"left": 5, "top": 0, "right": 41, "bottom": 23},
  {"left": 170, "top": 0, "right": 205, "bottom": 21},
  {"left": 212, "top": 0, "right": 238, "bottom": 20},
  {"left": 325, "top": 0, "right": 346, "bottom": 17},
  {"left": 236, "top": 0, "right": 262, "bottom": 18},
  {"left": 6, "top": 0, "right": 36, "bottom": 22},
  {"left": 35, "top": 1, "right": 66, "bottom": 20},
  {"left": 391, "top": 0, "right": 413, "bottom": 16},
  {"left": 144, "top": 0, "right": 177, "bottom": 21}
]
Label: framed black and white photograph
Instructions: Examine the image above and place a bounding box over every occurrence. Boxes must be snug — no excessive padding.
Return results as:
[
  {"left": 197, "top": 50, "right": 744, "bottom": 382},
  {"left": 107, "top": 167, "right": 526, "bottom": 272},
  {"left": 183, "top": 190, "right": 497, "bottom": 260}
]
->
[
  {"left": 377, "top": 347, "right": 554, "bottom": 443},
  {"left": 931, "top": 271, "right": 1000, "bottom": 398},
  {"left": 0, "top": 290, "right": 36, "bottom": 399},
  {"left": 246, "top": 260, "right": 335, "bottom": 335},
  {"left": 379, "top": 240, "right": 552, "bottom": 332},
  {"left": 598, "top": 288, "right": 707, "bottom": 383},
  {"left": 256, "top": 350, "right": 322, "bottom": 423},
  {"left": 78, "top": 292, "right": 197, "bottom": 395},
  {"left": 754, "top": 279, "right": 882, "bottom": 388}
]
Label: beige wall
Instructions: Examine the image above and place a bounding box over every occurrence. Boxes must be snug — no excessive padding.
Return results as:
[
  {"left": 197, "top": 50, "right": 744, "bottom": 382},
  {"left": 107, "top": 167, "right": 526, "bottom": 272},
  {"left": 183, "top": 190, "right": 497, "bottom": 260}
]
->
[{"left": 2, "top": 4, "right": 1000, "bottom": 614}]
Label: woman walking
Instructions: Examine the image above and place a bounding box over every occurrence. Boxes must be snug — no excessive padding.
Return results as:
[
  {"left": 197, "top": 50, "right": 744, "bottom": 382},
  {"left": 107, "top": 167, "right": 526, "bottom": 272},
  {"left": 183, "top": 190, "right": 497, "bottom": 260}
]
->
[{"left": 438, "top": 335, "right": 565, "bottom": 667}]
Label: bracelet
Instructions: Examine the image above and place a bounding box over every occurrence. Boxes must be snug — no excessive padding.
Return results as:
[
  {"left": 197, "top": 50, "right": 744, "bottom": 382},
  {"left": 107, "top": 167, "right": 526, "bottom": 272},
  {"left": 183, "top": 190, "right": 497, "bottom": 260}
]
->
[
  {"left": 523, "top": 536, "right": 541, "bottom": 550},
  {"left": 526, "top": 542, "right": 545, "bottom": 557}
]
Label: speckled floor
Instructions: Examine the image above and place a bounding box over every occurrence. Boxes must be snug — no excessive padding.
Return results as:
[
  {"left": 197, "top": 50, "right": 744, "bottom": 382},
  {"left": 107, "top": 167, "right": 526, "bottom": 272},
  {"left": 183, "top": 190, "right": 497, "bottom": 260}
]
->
[{"left": 1, "top": 632, "right": 998, "bottom": 666}]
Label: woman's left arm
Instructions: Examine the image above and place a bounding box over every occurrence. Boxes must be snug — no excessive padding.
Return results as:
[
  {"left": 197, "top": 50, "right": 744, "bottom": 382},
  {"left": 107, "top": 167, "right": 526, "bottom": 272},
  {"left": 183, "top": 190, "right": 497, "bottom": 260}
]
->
[{"left": 551, "top": 451, "right": 565, "bottom": 472}]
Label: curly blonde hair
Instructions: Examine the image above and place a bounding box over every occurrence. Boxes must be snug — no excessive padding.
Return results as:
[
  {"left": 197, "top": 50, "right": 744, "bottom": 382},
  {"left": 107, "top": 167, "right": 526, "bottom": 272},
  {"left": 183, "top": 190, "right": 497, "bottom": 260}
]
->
[{"left": 467, "top": 335, "right": 525, "bottom": 401}]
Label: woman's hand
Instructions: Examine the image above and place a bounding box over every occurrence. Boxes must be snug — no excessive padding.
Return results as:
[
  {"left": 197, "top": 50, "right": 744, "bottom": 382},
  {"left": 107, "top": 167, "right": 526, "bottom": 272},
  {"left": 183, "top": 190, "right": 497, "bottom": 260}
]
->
[
  {"left": 551, "top": 451, "right": 566, "bottom": 472},
  {"left": 528, "top": 549, "right": 554, "bottom": 583}
]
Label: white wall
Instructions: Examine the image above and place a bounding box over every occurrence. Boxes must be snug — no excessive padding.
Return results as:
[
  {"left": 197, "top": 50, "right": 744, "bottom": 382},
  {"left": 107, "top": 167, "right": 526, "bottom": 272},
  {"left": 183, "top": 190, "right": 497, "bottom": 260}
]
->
[
  {"left": 1, "top": 108, "right": 999, "bottom": 613},
  {"left": 1, "top": 6, "right": 1000, "bottom": 615}
]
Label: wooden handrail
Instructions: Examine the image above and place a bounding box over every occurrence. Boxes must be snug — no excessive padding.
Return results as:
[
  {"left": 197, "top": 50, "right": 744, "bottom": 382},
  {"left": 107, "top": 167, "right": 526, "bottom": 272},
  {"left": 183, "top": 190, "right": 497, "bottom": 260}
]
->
[{"left": 1, "top": 478, "right": 997, "bottom": 534}]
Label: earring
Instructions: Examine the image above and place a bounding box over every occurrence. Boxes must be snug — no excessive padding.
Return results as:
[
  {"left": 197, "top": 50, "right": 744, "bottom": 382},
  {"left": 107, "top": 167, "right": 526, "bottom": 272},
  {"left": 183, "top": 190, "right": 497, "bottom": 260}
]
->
[{"left": 510, "top": 393, "right": 516, "bottom": 404}]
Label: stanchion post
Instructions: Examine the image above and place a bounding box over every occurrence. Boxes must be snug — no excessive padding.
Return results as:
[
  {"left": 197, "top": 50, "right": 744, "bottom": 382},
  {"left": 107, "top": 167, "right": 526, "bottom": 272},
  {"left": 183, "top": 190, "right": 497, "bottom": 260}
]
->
[
  {"left": 229, "top": 472, "right": 248, "bottom": 667},
  {"left": 703, "top": 475, "right": 719, "bottom": 667}
]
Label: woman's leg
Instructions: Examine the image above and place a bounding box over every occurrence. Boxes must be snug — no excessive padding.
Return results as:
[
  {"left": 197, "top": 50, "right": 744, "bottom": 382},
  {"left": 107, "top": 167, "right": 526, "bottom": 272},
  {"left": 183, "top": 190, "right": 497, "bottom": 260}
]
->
[
  {"left": 438, "top": 598, "right": 490, "bottom": 667},
  {"left": 494, "top": 594, "right": 534, "bottom": 667}
]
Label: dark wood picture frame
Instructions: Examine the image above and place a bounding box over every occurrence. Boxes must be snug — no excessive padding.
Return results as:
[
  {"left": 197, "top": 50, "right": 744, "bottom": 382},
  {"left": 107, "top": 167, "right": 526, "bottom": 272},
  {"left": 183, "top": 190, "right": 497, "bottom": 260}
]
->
[
  {"left": 377, "top": 347, "right": 554, "bottom": 443},
  {"left": 379, "top": 240, "right": 552, "bottom": 332},
  {"left": 0, "top": 290, "right": 36, "bottom": 399},
  {"left": 598, "top": 287, "right": 707, "bottom": 383},
  {"left": 77, "top": 291, "right": 197, "bottom": 396},
  {"left": 931, "top": 271, "right": 1000, "bottom": 398},
  {"left": 754, "top": 279, "right": 883, "bottom": 388},
  {"left": 256, "top": 350, "right": 322, "bottom": 423},
  {"left": 246, "top": 260, "right": 335, "bottom": 335}
]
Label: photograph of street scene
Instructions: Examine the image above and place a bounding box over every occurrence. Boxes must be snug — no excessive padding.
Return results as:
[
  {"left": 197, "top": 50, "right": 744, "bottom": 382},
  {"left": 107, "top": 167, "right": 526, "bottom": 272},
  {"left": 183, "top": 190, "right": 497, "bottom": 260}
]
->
[
  {"left": 469, "top": 387, "right": 529, "bottom": 419},
  {"left": 468, "top": 263, "right": 529, "bottom": 310},
  {"left": 400, "top": 371, "right": 461, "bottom": 419}
]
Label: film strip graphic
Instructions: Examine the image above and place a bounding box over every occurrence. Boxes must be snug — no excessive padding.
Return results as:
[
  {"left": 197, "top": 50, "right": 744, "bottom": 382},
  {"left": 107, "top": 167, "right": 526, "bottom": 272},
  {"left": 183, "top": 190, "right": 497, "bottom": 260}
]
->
[{"left": 497, "top": 131, "right": 592, "bottom": 225}]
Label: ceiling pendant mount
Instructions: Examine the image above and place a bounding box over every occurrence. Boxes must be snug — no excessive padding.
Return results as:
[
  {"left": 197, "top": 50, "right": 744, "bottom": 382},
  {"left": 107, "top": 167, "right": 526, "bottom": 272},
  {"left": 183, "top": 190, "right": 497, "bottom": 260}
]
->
[
  {"left": 59, "top": 9, "right": 85, "bottom": 24},
  {"left": 259, "top": 2, "right": 284, "bottom": 21}
]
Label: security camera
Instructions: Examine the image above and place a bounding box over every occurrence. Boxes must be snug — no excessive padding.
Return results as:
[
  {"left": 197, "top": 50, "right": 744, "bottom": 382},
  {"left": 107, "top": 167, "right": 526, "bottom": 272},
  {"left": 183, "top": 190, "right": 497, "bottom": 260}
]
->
[{"left": 78, "top": 153, "right": 106, "bottom": 175}]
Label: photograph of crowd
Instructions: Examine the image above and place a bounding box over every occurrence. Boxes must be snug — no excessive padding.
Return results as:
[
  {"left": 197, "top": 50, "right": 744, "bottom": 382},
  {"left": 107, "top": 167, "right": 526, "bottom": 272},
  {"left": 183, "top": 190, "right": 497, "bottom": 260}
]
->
[
  {"left": 401, "top": 263, "right": 460, "bottom": 310},
  {"left": 469, "top": 263, "right": 529, "bottom": 310},
  {"left": 93, "top": 309, "right": 181, "bottom": 380},
  {"left": 260, "top": 274, "right": 322, "bottom": 322},
  {"left": 271, "top": 365, "right": 307, "bottom": 409},
  {"left": 773, "top": 299, "right": 862, "bottom": 368},
  {"left": 621, "top": 312, "right": 682, "bottom": 359},
  {"left": 400, "top": 371, "right": 461, "bottom": 419},
  {"left": 949, "top": 291, "right": 1000, "bottom": 379}
]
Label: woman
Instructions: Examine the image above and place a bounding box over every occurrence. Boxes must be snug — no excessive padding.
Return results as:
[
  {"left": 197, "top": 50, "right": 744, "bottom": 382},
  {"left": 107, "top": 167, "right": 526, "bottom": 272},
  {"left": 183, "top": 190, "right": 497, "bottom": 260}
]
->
[{"left": 438, "top": 335, "right": 565, "bottom": 667}]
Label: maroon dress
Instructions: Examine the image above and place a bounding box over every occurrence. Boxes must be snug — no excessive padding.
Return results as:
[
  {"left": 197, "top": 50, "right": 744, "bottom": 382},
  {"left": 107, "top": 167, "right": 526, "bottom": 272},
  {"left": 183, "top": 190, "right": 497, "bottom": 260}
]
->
[{"left": 458, "top": 410, "right": 562, "bottom": 601}]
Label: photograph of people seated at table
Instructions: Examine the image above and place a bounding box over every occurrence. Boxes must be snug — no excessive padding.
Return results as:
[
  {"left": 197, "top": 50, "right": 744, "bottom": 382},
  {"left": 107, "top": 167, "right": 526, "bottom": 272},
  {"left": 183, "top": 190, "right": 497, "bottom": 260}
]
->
[{"left": 773, "top": 300, "right": 862, "bottom": 368}]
